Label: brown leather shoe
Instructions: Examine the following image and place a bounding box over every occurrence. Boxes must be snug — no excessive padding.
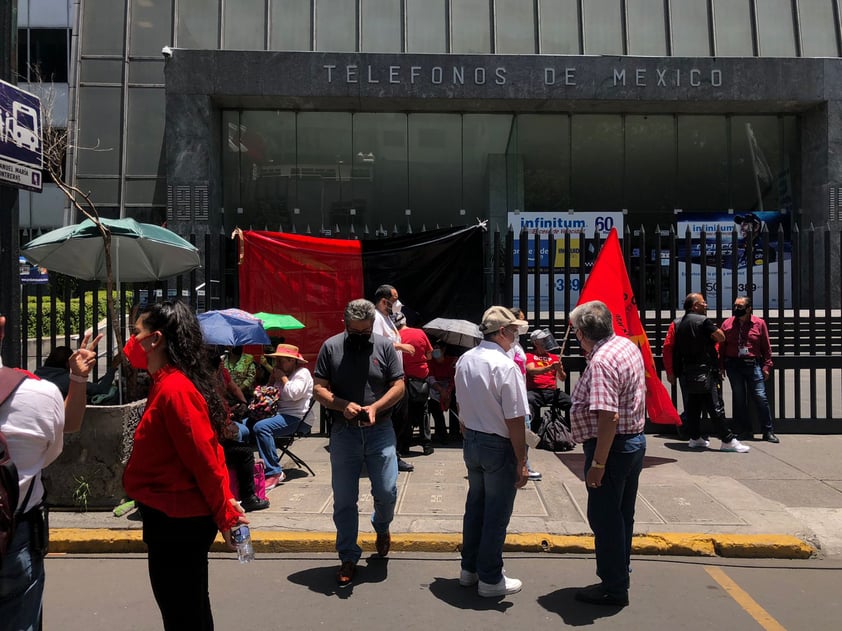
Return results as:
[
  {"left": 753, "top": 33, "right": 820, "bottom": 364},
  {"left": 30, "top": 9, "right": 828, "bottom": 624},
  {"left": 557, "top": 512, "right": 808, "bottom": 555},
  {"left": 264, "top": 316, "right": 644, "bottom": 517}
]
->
[
  {"left": 336, "top": 561, "right": 356, "bottom": 588},
  {"left": 376, "top": 530, "right": 391, "bottom": 557}
]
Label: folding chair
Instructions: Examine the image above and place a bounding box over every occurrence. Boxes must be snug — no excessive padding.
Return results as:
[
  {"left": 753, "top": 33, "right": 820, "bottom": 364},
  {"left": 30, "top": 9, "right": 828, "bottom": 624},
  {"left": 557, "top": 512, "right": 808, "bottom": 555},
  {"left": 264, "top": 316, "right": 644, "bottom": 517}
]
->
[{"left": 273, "top": 398, "right": 317, "bottom": 477}]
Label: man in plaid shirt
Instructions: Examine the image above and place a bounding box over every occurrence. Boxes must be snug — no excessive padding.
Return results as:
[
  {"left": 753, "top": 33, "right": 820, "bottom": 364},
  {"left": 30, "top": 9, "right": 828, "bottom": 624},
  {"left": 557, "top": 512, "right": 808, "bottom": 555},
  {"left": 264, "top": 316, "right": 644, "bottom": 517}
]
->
[{"left": 568, "top": 300, "right": 646, "bottom": 608}]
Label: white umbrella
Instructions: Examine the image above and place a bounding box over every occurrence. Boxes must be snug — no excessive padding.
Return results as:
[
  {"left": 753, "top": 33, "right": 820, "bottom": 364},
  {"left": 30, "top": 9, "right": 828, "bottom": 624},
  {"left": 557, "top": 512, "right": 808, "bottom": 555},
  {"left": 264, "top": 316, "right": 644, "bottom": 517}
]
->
[{"left": 422, "top": 318, "right": 483, "bottom": 348}]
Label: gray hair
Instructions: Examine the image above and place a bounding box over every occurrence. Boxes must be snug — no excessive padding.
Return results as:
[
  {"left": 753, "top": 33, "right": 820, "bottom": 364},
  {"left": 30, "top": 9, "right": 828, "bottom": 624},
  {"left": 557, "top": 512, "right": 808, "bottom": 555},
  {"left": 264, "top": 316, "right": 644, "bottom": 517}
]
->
[
  {"left": 569, "top": 300, "right": 613, "bottom": 342},
  {"left": 344, "top": 299, "right": 376, "bottom": 324}
]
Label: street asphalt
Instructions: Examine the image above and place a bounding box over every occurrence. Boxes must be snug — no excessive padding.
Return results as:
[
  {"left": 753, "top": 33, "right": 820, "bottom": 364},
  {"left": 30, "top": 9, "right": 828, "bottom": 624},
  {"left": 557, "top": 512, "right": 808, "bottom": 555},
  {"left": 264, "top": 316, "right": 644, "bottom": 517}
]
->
[{"left": 48, "top": 432, "right": 842, "bottom": 559}]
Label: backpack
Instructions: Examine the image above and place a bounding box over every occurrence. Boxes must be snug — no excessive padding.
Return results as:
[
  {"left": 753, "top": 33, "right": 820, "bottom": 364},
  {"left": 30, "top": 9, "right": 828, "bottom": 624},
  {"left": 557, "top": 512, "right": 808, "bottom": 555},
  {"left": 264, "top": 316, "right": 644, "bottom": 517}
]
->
[
  {"left": 0, "top": 367, "right": 30, "bottom": 557},
  {"left": 536, "top": 390, "right": 576, "bottom": 452}
]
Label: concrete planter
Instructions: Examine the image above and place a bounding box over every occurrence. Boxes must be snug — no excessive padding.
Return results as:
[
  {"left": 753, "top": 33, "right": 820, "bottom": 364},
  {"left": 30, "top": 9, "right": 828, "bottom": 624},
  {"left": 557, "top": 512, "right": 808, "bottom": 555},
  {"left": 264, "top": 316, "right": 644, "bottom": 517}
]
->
[{"left": 42, "top": 398, "right": 146, "bottom": 510}]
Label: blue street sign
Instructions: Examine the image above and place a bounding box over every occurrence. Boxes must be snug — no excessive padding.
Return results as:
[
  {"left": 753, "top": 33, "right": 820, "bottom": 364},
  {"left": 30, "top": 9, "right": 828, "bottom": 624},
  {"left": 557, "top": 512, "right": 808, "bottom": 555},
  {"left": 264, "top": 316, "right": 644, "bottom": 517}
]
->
[{"left": 0, "top": 79, "right": 43, "bottom": 192}]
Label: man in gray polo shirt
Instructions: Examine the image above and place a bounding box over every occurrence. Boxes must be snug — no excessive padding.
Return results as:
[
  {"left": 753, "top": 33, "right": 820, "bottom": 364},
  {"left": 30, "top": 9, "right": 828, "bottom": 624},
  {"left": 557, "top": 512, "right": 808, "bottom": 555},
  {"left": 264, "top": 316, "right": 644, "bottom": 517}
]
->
[
  {"left": 313, "top": 299, "right": 405, "bottom": 588},
  {"left": 455, "top": 306, "right": 529, "bottom": 598}
]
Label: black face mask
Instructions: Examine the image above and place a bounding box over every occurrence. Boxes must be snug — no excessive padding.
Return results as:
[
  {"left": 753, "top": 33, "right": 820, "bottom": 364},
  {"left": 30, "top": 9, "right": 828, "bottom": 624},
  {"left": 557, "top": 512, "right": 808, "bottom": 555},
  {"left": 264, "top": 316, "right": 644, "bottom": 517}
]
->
[
  {"left": 346, "top": 332, "right": 371, "bottom": 351},
  {"left": 732, "top": 307, "right": 747, "bottom": 318}
]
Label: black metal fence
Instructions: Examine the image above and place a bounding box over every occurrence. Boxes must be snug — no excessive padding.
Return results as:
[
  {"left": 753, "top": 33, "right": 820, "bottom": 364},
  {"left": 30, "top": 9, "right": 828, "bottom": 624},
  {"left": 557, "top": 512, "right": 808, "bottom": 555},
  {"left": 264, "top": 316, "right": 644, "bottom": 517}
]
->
[
  {"left": 17, "top": 223, "right": 842, "bottom": 431},
  {"left": 490, "top": 224, "right": 842, "bottom": 431}
]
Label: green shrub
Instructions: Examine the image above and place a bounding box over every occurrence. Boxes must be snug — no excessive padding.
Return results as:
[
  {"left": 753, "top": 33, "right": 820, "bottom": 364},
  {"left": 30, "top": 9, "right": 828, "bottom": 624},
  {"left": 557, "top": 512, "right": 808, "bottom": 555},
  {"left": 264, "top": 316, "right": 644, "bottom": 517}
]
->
[{"left": 24, "top": 293, "right": 131, "bottom": 339}]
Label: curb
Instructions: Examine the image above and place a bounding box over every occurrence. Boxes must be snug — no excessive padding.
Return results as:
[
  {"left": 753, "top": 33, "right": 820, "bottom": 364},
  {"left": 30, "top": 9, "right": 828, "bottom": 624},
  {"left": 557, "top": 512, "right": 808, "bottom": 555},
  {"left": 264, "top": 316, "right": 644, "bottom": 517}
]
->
[{"left": 48, "top": 530, "right": 815, "bottom": 559}]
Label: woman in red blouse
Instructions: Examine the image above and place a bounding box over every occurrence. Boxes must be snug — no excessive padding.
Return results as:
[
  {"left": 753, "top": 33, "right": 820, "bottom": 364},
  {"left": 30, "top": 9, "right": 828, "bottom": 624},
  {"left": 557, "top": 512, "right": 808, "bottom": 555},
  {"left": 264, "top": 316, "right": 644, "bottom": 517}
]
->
[{"left": 122, "top": 301, "right": 246, "bottom": 630}]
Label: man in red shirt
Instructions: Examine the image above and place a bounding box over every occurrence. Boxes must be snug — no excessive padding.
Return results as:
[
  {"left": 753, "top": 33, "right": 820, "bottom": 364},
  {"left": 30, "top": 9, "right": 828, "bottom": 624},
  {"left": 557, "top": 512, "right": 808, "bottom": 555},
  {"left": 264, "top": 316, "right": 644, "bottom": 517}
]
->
[
  {"left": 394, "top": 313, "right": 435, "bottom": 455},
  {"left": 525, "top": 329, "right": 570, "bottom": 432}
]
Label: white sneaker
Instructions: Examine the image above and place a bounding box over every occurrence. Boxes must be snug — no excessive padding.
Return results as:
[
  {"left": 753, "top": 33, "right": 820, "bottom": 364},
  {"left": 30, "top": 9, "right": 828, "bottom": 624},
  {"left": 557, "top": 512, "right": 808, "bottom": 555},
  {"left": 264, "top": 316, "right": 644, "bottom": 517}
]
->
[
  {"left": 688, "top": 438, "right": 710, "bottom": 449},
  {"left": 528, "top": 469, "right": 542, "bottom": 481},
  {"left": 477, "top": 575, "right": 523, "bottom": 597},
  {"left": 459, "top": 569, "right": 478, "bottom": 587},
  {"left": 720, "top": 438, "right": 750, "bottom": 453}
]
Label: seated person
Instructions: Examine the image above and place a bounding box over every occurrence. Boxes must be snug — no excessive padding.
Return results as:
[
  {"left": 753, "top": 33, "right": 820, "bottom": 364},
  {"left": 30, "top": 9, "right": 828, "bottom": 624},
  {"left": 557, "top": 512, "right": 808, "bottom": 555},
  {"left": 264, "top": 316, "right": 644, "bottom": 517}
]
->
[
  {"left": 427, "top": 340, "right": 460, "bottom": 443},
  {"left": 525, "top": 329, "right": 571, "bottom": 432},
  {"left": 209, "top": 351, "right": 269, "bottom": 512},
  {"left": 250, "top": 344, "right": 313, "bottom": 490},
  {"left": 35, "top": 345, "right": 117, "bottom": 400},
  {"left": 223, "top": 345, "right": 257, "bottom": 398}
]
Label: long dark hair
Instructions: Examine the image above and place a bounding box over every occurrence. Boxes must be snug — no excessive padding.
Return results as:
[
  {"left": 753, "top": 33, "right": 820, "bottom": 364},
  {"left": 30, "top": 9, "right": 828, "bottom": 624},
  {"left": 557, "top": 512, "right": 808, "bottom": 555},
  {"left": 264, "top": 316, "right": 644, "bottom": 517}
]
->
[{"left": 138, "top": 301, "right": 227, "bottom": 437}]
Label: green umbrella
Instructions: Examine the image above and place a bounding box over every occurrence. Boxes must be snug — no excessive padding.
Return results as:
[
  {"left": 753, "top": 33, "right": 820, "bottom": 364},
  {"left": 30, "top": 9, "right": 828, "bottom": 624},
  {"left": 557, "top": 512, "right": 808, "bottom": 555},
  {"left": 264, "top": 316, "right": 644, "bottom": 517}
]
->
[
  {"left": 21, "top": 217, "right": 200, "bottom": 282},
  {"left": 253, "top": 312, "right": 305, "bottom": 330}
]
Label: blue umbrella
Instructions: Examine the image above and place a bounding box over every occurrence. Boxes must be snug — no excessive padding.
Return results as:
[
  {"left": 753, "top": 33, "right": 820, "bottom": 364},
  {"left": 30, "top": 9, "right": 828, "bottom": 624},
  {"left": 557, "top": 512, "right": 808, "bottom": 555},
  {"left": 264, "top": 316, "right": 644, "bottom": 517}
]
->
[{"left": 198, "top": 309, "right": 271, "bottom": 346}]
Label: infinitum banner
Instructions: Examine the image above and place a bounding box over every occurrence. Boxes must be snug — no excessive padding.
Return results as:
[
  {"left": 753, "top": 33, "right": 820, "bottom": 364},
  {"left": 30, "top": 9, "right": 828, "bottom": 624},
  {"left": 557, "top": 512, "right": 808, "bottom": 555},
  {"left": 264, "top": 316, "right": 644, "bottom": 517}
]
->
[{"left": 508, "top": 211, "right": 625, "bottom": 311}]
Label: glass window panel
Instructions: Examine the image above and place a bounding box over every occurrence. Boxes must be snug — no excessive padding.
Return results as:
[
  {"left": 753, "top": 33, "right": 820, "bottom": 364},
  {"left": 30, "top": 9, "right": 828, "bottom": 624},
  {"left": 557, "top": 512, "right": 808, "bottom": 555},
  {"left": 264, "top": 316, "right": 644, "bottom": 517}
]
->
[
  {"left": 295, "top": 112, "right": 352, "bottom": 230},
  {"left": 799, "top": 0, "right": 839, "bottom": 57},
  {"left": 539, "top": 0, "right": 580, "bottom": 54},
  {"left": 221, "top": 110, "right": 242, "bottom": 232},
  {"left": 231, "top": 110, "right": 299, "bottom": 231},
  {"left": 756, "top": 0, "right": 796, "bottom": 56},
  {"left": 25, "top": 28, "right": 69, "bottom": 82},
  {"left": 224, "top": 0, "right": 265, "bottom": 50},
  {"left": 676, "top": 115, "right": 728, "bottom": 211},
  {"left": 128, "top": 60, "right": 165, "bottom": 84},
  {"left": 27, "top": 0, "right": 72, "bottom": 28},
  {"left": 406, "top": 0, "right": 446, "bottom": 52},
  {"left": 712, "top": 0, "right": 754, "bottom": 56},
  {"left": 512, "top": 114, "right": 570, "bottom": 212},
  {"left": 730, "top": 116, "right": 780, "bottom": 212},
  {"left": 625, "top": 115, "right": 675, "bottom": 214},
  {"left": 126, "top": 88, "right": 165, "bottom": 176},
  {"left": 125, "top": 178, "right": 166, "bottom": 205},
  {"left": 361, "top": 0, "right": 402, "bottom": 52},
  {"left": 130, "top": 0, "right": 172, "bottom": 57},
  {"left": 352, "top": 113, "right": 407, "bottom": 230},
  {"left": 496, "top": 0, "right": 536, "bottom": 54},
  {"left": 571, "top": 115, "right": 623, "bottom": 210},
  {"left": 582, "top": 0, "right": 623, "bottom": 54},
  {"left": 269, "top": 0, "right": 311, "bottom": 50},
  {"left": 670, "top": 0, "right": 710, "bottom": 56},
  {"left": 76, "top": 177, "right": 120, "bottom": 205},
  {"left": 315, "top": 0, "right": 357, "bottom": 52},
  {"left": 451, "top": 0, "right": 491, "bottom": 53},
  {"left": 177, "top": 0, "right": 219, "bottom": 49},
  {"left": 81, "top": 0, "right": 125, "bottom": 55},
  {"left": 627, "top": 0, "right": 667, "bottom": 56},
  {"left": 408, "top": 114, "right": 461, "bottom": 224},
  {"left": 780, "top": 115, "right": 798, "bottom": 213},
  {"left": 463, "top": 114, "right": 511, "bottom": 224},
  {"left": 76, "top": 86, "right": 122, "bottom": 175},
  {"left": 80, "top": 59, "right": 123, "bottom": 83}
]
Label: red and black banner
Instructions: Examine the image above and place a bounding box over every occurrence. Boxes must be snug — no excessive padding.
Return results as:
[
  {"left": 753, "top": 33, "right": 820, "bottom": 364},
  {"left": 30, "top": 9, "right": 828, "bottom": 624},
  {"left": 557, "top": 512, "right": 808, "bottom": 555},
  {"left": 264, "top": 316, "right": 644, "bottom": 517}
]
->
[{"left": 238, "top": 226, "right": 484, "bottom": 360}]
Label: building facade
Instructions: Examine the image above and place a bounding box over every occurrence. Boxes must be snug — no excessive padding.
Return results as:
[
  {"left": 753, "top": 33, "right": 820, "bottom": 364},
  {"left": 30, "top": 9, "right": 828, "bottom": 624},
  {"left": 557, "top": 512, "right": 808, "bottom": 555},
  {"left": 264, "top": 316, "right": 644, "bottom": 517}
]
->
[{"left": 46, "top": 1, "right": 842, "bottom": 297}]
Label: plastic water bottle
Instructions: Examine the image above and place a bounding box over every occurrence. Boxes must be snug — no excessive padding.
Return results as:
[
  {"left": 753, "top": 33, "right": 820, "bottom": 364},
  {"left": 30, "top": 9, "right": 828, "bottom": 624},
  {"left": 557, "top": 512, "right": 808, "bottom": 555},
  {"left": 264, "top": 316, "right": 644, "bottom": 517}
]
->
[{"left": 232, "top": 525, "right": 254, "bottom": 563}]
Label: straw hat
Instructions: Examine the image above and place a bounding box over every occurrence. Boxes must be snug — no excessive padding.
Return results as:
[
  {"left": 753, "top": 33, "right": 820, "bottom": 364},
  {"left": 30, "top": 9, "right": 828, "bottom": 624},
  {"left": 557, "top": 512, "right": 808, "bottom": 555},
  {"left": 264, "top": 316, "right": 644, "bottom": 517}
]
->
[{"left": 265, "top": 343, "right": 307, "bottom": 363}]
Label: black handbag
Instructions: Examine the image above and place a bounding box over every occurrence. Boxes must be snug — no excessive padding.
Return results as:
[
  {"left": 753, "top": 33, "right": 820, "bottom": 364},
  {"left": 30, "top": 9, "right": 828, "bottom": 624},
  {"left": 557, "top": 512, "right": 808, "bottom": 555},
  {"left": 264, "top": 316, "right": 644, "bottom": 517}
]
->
[
  {"left": 683, "top": 366, "right": 713, "bottom": 394},
  {"left": 406, "top": 377, "right": 430, "bottom": 403}
]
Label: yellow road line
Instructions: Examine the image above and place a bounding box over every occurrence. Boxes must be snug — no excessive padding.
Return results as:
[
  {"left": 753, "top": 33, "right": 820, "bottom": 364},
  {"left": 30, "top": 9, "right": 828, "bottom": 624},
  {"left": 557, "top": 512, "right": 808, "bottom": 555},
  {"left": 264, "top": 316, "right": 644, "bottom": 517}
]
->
[{"left": 704, "top": 566, "right": 786, "bottom": 631}]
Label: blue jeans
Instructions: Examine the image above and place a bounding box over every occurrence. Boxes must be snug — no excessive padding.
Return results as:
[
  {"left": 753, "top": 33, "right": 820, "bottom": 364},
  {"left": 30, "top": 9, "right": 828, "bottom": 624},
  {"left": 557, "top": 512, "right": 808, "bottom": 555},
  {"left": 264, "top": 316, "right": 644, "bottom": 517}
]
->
[
  {"left": 0, "top": 520, "right": 45, "bottom": 631},
  {"left": 725, "top": 358, "right": 774, "bottom": 434},
  {"left": 330, "top": 420, "right": 398, "bottom": 563},
  {"left": 582, "top": 433, "right": 646, "bottom": 597},
  {"left": 252, "top": 413, "right": 302, "bottom": 477},
  {"left": 461, "top": 428, "right": 518, "bottom": 585}
]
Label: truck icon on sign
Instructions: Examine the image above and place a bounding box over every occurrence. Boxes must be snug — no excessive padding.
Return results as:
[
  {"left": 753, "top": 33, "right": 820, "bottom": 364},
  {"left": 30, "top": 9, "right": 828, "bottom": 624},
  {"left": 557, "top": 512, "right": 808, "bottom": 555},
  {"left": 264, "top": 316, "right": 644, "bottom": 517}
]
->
[{"left": 1, "top": 101, "right": 41, "bottom": 153}]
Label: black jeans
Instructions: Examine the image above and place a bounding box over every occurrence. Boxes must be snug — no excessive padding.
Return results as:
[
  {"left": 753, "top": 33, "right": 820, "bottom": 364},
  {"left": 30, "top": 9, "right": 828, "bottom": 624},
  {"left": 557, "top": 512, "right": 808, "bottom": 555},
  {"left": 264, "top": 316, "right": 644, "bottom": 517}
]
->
[
  {"left": 222, "top": 439, "right": 257, "bottom": 499},
  {"left": 680, "top": 373, "right": 736, "bottom": 442},
  {"left": 527, "top": 388, "right": 571, "bottom": 432},
  {"left": 140, "top": 504, "right": 219, "bottom": 631}
]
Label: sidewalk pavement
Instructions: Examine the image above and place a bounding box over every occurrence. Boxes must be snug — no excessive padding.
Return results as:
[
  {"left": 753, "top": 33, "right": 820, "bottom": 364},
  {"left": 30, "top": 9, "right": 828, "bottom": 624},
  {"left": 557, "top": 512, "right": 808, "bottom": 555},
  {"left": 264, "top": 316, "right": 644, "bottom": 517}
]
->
[{"left": 49, "top": 433, "right": 842, "bottom": 559}]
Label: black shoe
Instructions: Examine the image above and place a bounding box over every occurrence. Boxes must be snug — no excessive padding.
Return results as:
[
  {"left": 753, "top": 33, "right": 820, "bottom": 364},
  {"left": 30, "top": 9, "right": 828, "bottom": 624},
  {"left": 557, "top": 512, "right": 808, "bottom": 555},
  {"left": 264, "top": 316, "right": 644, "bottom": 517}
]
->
[
  {"left": 398, "top": 449, "right": 411, "bottom": 457},
  {"left": 763, "top": 432, "right": 780, "bottom": 443},
  {"left": 398, "top": 458, "right": 414, "bottom": 472},
  {"left": 574, "top": 585, "right": 629, "bottom": 607},
  {"left": 376, "top": 530, "right": 391, "bottom": 557},
  {"left": 336, "top": 561, "right": 357, "bottom": 588},
  {"left": 241, "top": 495, "right": 270, "bottom": 512},
  {"left": 422, "top": 444, "right": 435, "bottom": 456}
]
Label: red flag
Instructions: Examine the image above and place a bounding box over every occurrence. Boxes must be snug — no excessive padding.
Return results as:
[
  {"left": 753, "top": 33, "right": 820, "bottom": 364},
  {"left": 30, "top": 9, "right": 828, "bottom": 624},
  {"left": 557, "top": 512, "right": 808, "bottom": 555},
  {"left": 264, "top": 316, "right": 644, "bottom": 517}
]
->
[{"left": 577, "top": 228, "right": 681, "bottom": 426}]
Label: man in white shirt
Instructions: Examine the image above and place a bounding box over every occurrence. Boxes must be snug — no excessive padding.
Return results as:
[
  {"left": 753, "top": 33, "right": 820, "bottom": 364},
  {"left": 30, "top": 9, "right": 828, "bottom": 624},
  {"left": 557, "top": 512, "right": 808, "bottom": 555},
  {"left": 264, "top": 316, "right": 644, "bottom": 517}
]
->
[
  {"left": 372, "top": 285, "right": 415, "bottom": 472},
  {"left": 455, "top": 306, "right": 529, "bottom": 598},
  {"left": 0, "top": 315, "right": 98, "bottom": 630}
]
